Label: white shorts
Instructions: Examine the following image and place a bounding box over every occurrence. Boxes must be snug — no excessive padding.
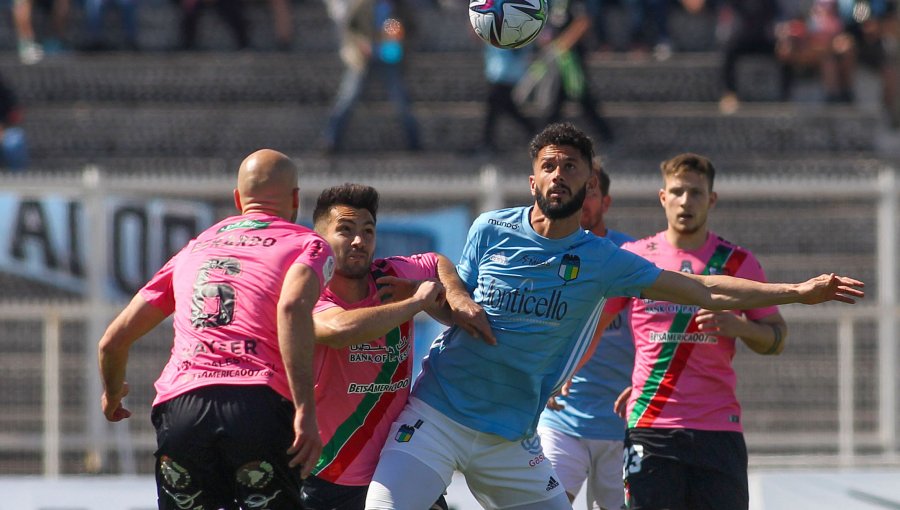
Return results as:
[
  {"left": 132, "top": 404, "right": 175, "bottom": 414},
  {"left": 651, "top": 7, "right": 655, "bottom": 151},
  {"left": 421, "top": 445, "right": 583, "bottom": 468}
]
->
[
  {"left": 377, "top": 398, "right": 569, "bottom": 509},
  {"left": 538, "top": 426, "right": 626, "bottom": 510}
]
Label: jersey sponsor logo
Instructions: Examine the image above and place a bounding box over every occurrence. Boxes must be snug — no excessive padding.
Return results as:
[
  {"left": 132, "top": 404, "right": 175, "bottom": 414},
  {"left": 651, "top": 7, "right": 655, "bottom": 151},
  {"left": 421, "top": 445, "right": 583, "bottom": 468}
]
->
[
  {"left": 394, "top": 419, "right": 423, "bottom": 443},
  {"left": 347, "top": 378, "right": 410, "bottom": 394},
  {"left": 481, "top": 278, "right": 569, "bottom": 321},
  {"left": 528, "top": 453, "right": 545, "bottom": 467},
  {"left": 217, "top": 219, "right": 271, "bottom": 233},
  {"left": 487, "top": 218, "right": 520, "bottom": 230},
  {"left": 519, "top": 254, "right": 551, "bottom": 267},
  {"left": 191, "top": 233, "right": 278, "bottom": 253},
  {"left": 641, "top": 301, "right": 699, "bottom": 315},
  {"left": 348, "top": 337, "right": 410, "bottom": 363},
  {"left": 489, "top": 253, "right": 509, "bottom": 265},
  {"left": 557, "top": 254, "right": 580, "bottom": 282},
  {"left": 648, "top": 331, "right": 716, "bottom": 344},
  {"left": 546, "top": 476, "right": 560, "bottom": 491}
]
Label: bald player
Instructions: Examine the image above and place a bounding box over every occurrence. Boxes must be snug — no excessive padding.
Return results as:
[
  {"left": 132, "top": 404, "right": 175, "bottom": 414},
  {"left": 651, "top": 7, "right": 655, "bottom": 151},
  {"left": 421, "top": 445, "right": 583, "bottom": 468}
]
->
[{"left": 98, "top": 149, "right": 335, "bottom": 510}]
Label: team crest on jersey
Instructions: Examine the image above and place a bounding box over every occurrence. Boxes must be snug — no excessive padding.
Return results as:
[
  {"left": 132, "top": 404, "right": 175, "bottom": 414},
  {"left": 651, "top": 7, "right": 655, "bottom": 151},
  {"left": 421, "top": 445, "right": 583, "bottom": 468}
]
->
[
  {"left": 646, "top": 242, "right": 658, "bottom": 251},
  {"left": 557, "top": 254, "right": 580, "bottom": 282},
  {"left": 394, "top": 419, "right": 423, "bottom": 443},
  {"left": 680, "top": 260, "right": 693, "bottom": 274}
]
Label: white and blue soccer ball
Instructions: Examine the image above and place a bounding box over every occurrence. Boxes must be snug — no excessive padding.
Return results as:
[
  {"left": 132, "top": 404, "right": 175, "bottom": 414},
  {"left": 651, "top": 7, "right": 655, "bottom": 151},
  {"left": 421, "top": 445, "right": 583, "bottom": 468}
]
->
[{"left": 469, "top": 0, "right": 548, "bottom": 49}]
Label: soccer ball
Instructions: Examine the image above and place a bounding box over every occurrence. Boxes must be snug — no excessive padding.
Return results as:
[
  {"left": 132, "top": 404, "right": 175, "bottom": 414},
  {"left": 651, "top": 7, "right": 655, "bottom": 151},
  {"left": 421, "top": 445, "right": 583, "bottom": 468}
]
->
[{"left": 469, "top": 0, "right": 547, "bottom": 50}]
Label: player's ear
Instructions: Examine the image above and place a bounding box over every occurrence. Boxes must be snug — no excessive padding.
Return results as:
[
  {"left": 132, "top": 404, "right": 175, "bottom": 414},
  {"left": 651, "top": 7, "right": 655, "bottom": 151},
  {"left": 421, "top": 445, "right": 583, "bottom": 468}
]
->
[
  {"left": 709, "top": 190, "right": 718, "bottom": 209},
  {"left": 529, "top": 175, "right": 536, "bottom": 197},
  {"left": 233, "top": 189, "right": 242, "bottom": 213},
  {"left": 658, "top": 188, "right": 666, "bottom": 207},
  {"left": 601, "top": 194, "right": 612, "bottom": 214}
]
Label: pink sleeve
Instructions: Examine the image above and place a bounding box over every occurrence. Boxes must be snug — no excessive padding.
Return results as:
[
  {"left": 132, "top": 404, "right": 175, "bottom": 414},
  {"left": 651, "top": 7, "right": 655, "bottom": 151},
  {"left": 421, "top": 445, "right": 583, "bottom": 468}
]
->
[
  {"left": 387, "top": 252, "right": 440, "bottom": 280},
  {"left": 292, "top": 234, "right": 335, "bottom": 290},
  {"left": 737, "top": 251, "right": 779, "bottom": 321},
  {"left": 138, "top": 254, "right": 178, "bottom": 315}
]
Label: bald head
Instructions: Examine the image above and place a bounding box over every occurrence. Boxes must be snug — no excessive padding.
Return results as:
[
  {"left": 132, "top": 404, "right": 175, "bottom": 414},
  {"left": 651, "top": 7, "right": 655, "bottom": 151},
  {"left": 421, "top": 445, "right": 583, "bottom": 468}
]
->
[{"left": 234, "top": 149, "right": 300, "bottom": 221}]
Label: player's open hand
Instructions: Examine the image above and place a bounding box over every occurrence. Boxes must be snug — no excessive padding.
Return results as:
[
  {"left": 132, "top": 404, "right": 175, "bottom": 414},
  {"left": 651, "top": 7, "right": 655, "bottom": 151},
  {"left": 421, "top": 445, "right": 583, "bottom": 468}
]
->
[
  {"left": 287, "top": 406, "right": 322, "bottom": 479},
  {"left": 448, "top": 295, "right": 496, "bottom": 345},
  {"left": 797, "top": 274, "right": 865, "bottom": 305},
  {"left": 101, "top": 381, "right": 132, "bottom": 422}
]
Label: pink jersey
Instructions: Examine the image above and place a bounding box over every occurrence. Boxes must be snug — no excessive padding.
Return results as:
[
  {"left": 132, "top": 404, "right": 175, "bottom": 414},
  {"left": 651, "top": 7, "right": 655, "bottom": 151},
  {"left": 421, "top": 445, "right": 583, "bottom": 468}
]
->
[
  {"left": 608, "top": 231, "right": 777, "bottom": 432},
  {"left": 311, "top": 254, "right": 439, "bottom": 486},
  {"left": 140, "top": 213, "right": 334, "bottom": 406}
]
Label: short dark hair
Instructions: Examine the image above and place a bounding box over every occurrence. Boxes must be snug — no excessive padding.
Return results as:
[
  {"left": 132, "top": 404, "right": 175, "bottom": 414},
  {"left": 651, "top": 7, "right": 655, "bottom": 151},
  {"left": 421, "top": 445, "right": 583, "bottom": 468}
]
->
[
  {"left": 660, "top": 153, "right": 716, "bottom": 191},
  {"left": 529, "top": 122, "right": 594, "bottom": 164},
  {"left": 312, "top": 183, "right": 379, "bottom": 227}
]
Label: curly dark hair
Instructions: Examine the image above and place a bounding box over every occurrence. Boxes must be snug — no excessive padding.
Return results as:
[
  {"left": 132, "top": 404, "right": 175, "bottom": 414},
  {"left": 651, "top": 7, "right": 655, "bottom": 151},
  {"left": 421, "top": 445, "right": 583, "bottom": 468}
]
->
[
  {"left": 528, "top": 122, "right": 594, "bottom": 164},
  {"left": 312, "top": 183, "right": 380, "bottom": 227}
]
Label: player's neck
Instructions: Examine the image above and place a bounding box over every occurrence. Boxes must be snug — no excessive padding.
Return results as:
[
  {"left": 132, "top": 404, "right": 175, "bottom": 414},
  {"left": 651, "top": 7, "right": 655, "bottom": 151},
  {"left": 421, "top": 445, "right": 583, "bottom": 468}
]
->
[
  {"left": 328, "top": 273, "right": 371, "bottom": 303},
  {"left": 665, "top": 227, "right": 709, "bottom": 251},
  {"left": 590, "top": 223, "right": 608, "bottom": 238},
  {"left": 529, "top": 206, "right": 581, "bottom": 239}
]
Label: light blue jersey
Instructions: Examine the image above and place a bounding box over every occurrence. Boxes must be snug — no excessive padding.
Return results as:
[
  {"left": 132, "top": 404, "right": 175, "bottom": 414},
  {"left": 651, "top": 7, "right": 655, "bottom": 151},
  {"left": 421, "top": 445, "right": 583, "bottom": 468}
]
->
[
  {"left": 538, "top": 229, "right": 636, "bottom": 440},
  {"left": 412, "top": 207, "right": 661, "bottom": 441}
]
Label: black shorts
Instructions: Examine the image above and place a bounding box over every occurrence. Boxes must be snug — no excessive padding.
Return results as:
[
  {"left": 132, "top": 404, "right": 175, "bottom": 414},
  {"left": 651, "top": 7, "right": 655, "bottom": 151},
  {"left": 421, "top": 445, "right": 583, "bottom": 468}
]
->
[
  {"left": 301, "top": 475, "right": 449, "bottom": 510},
  {"left": 151, "top": 385, "right": 304, "bottom": 510},
  {"left": 624, "top": 428, "right": 748, "bottom": 510}
]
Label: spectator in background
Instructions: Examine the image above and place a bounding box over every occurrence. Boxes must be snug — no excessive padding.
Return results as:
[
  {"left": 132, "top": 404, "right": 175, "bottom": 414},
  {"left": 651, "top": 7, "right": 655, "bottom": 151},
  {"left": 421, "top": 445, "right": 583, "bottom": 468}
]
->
[
  {"left": 479, "top": 44, "right": 537, "bottom": 155},
  {"left": 777, "top": 0, "right": 857, "bottom": 103},
  {"left": 839, "top": 0, "right": 898, "bottom": 125},
  {"left": 270, "top": 0, "right": 295, "bottom": 50},
  {"left": 541, "top": 0, "right": 615, "bottom": 143},
  {"left": 626, "top": 0, "right": 673, "bottom": 60},
  {"left": 12, "top": 0, "right": 70, "bottom": 64},
  {"left": 684, "top": 0, "right": 790, "bottom": 114},
  {"left": 322, "top": 0, "right": 421, "bottom": 154},
  {"left": 82, "top": 0, "right": 139, "bottom": 51},
  {"left": 0, "top": 75, "right": 29, "bottom": 172},
  {"left": 179, "top": 0, "right": 250, "bottom": 50}
]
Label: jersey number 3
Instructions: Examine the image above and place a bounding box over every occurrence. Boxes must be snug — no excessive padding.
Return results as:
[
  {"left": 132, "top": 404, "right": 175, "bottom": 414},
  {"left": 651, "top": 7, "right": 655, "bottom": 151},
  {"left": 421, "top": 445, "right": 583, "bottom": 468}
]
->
[{"left": 191, "top": 257, "right": 241, "bottom": 328}]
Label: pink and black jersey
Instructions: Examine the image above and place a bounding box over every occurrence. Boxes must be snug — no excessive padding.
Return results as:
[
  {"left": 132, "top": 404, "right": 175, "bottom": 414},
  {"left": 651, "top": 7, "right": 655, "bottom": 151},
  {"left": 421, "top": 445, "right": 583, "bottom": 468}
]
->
[
  {"left": 311, "top": 254, "right": 439, "bottom": 486},
  {"left": 140, "top": 213, "right": 334, "bottom": 407},
  {"left": 609, "top": 231, "right": 777, "bottom": 433}
]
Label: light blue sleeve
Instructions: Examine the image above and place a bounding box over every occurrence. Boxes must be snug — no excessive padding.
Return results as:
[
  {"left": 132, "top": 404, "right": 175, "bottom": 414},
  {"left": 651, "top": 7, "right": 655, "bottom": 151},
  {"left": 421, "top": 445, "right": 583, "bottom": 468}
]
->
[
  {"left": 602, "top": 248, "right": 662, "bottom": 298},
  {"left": 456, "top": 216, "right": 486, "bottom": 291}
]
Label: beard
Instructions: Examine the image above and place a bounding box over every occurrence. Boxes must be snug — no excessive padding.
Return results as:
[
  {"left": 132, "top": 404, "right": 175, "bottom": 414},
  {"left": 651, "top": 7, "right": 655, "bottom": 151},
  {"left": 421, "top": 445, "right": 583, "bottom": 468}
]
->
[
  {"left": 535, "top": 184, "right": 588, "bottom": 220},
  {"left": 335, "top": 251, "right": 372, "bottom": 279}
]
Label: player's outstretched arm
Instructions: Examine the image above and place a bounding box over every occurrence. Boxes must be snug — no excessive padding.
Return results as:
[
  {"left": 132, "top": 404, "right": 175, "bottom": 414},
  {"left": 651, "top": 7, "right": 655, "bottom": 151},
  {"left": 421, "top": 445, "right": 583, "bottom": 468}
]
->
[
  {"left": 278, "top": 263, "right": 323, "bottom": 479},
  {"left": 643, "top": 271, "right": 865, "bottom": 310},
  {"left": 436, "top": 254, "right": 496, "bottom": 345},
  {"left": 98, "top": 294, "right": 170, "bottom": 422},
  {"left": 315, "top": 279, "right": 444, "bottom": 348}
]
